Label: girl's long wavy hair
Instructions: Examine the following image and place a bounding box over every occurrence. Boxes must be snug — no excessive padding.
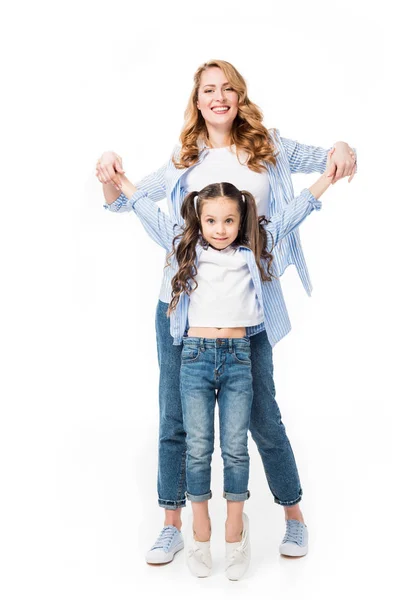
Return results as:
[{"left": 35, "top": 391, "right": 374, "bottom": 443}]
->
[
  {"left": 172, "top": 59, "right": 278, "bottom": 173},
  {"left": 167, "top": 182, "right": 274, "bottom": 316}
]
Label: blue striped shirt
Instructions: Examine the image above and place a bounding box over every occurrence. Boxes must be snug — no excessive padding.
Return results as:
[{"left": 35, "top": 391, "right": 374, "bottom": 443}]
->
[
  {"left": 111, "top": 186, "right": 321, "bottom": 346},
  {"left": 103, "top": 129, "right": 355, "bottom": 344}
]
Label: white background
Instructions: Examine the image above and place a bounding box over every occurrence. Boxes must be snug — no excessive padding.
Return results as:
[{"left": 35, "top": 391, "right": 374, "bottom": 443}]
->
[{"left": 1, "top": 0, "right": 399, "bottom": 598}]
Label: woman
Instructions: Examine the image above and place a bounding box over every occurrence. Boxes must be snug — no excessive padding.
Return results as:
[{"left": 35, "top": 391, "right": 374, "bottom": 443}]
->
[{"left": 96, "top": 59, "right": 357, "bottom": 565}]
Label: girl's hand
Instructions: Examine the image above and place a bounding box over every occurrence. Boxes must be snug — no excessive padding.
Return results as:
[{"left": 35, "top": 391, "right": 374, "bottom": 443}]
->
[
  {"left": 95, "top": 151, "right": 125, "bottom": 190},
  {"left": 326, "top": 142, "right": 357, "bottom": 184}
]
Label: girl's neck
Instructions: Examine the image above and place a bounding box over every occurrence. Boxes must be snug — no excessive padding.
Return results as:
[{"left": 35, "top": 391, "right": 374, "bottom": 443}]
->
[{"left": 205, "top": 125, "right": 232, "bottom": 149}]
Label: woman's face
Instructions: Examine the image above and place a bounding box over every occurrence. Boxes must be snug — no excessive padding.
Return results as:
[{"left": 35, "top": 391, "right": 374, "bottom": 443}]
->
[{"left": 196, "top": 67, "right": 239, "bottom": 132}]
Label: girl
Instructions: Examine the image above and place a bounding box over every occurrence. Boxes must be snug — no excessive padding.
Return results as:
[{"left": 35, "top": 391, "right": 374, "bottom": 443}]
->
[
  {"left": 111, "top": 149, "right": 335, "bottom": 578},
  {"left": 97, "top": 59, "right": 356, "bottom": 565}
]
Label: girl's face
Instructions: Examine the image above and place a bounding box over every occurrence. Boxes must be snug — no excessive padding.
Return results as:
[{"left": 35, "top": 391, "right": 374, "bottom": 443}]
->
[
  {"left": 200, "top": 197, "right": 241, "bottom": 250},
  {"left": 196, "top": 67, "right": 239, "bottom": 132}
]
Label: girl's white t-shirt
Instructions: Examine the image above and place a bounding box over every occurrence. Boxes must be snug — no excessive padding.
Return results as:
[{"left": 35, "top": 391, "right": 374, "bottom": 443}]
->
[
  {"left": 188, "top": 244, "right": 264, "bottom": 328},
  {"left": 181, "top": 145, "right": 270, "bottom": 217}
]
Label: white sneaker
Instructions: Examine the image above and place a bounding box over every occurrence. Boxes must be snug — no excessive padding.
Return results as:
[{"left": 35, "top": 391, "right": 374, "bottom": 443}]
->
[
  {"left": 225, "top": 513, "right": 251, "bottom": 581},
  {"left": 186, "top": 531, "right": 212, "bottom": 578}
]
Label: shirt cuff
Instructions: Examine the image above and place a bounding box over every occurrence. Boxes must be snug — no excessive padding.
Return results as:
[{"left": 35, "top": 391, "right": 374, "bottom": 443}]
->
[
  {"left": 301, "top": 188, "right": 322, "bottom": 211},
  {"left": 103, "top": 192, "right": 130, "bottom": 212},
  {"left": 103, "top": 189, "right": 147, "bottom": 212}
]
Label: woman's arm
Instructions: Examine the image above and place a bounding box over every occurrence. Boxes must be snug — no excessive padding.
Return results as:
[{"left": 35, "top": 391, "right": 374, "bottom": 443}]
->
[
  {"left": 265, "top": 150, "right": 334, "bottom": 248},
  {"left": 279, "top": 133, "right": 357, "bottom": 182}
]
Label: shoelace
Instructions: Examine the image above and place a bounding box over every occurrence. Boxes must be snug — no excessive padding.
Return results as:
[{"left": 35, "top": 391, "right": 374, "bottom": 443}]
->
[
  {"left": 282, "top": 520, "right": 304, "bottom": 545},
  {"left": 151, "top": 526, "right": 177, "bottom": 551}
]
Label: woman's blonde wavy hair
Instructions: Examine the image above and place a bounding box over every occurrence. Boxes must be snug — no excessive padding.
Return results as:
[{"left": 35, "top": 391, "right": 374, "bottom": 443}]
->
[{"left": 173, "top": 59, "right": 278, "bottom": 173}]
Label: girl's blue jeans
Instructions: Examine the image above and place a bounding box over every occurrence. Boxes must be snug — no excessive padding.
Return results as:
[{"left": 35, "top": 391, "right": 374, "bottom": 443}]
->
[
  {"left": 155, "top": 300, "right": 302, "bottom": 509},
  {"left": 180, "top": 336, "right": 253, "bottom": 502}
]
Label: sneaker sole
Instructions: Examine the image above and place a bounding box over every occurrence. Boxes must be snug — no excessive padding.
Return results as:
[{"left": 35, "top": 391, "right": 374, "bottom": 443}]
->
[
  {"left": 146, "top": 541, "right": 184, "bottom": 565},
  {"left": 279, "top": 543, "right": 308, "bottom": 557}
]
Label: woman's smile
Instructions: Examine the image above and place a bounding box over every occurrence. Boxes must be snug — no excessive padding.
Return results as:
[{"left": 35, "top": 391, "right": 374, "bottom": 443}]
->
[{"left": 211, "top": 106, "right": 230, "bottom": 114}]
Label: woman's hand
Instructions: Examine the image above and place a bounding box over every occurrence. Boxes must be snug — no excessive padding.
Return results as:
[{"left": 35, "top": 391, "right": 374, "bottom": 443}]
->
[
  {"left": 325, "top": 147, "right": 336, "bottom": 176},
  {"left": 326, "top": 142, "right": 357, "bottom": 184},
  {"left": 95, "top": 151, "right": 125, "bottom": 190}
]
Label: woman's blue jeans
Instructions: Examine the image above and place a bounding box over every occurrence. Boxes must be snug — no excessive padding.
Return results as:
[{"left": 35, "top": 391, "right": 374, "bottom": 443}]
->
[
  {"left": 155, "top": 300, "right": 302, "bottom": 509},
  {"left": 180, "top": 337, "right": 253, "bottom": 503}
]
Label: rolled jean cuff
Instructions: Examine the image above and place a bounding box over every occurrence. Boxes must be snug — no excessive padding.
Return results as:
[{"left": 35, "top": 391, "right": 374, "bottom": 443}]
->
[
  {"left": 158, "top": 497, "right": 187, "bottom": 510},
  {"left": 273, "top": 489, "right": 302, "bottom": 507},
  {"left": 223, "top": 490, "right": 250, "bottom": 502},
  {"left": 186, "top": 491, "right": 212, "bottom": 502}
]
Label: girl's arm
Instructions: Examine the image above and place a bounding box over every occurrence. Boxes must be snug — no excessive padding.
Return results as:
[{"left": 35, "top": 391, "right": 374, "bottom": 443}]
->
[
  {"left": 108, "top": 175, "right": 181, "bottom": 251},
  {"left": 265, "top": 152, "right": 334, "bottom": 248}
]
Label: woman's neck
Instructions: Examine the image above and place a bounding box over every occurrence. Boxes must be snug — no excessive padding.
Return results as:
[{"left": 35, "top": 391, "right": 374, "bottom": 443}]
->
[{"left": 205, "top": 125, "right": 232, "bottom": 149}]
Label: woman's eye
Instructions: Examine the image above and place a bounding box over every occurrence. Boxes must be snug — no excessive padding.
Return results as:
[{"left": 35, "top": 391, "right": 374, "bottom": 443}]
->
[
  {"left": 204, "top": 89, "right": 213, "bottom": 93},
  {"left": 225, "top": 87, "right": 234, "bottom": 91}
]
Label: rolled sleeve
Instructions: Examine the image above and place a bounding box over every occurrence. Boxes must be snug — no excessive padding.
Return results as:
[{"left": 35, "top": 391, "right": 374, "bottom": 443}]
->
[
  {"left": 301, "top": 188, "right": 322, "bottom": 211},
  {"left": 103, "top": 192, "right": 133, "bottom": 213}
]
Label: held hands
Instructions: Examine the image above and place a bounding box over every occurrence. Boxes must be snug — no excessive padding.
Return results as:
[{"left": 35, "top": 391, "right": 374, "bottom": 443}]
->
[
  {"left": 326, "top": 142, "right": 357, "bottom": 184},
  {"left": 95, "top": 151, "right": 125, "bottom": 190},
  {"left": 308, "top": 148, "right": 337, "bottom": 200},
  {"left": 325, "top": 147, "right": 336, "bottom": 181}
]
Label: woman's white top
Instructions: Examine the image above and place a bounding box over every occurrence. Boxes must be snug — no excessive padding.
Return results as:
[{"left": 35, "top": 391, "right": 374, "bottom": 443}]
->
[
  {"left": 188, "top": 244, "right": 264, "bottom": 328},
  {"left": 181, "top": 145, "right": 270, "bottom": 217}
]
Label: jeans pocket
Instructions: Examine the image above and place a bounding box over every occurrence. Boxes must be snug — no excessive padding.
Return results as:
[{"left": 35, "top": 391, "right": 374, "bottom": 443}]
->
[
  {"left": 181, "top": 346, "right": 201, "bottom": 363},
  {"left": 233, "top": 347, "right": 251, "bottom": 365}
]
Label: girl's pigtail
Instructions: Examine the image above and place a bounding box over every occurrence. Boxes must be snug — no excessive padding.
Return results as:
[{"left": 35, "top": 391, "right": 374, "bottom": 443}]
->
[
  {"left": 181, "top": 191, "right": 199, "bottom": 222},
  {"left": 241, "top": 190, "right": 274, "bottom": 282},
  {"left": 167, "top": 191, "right": 201, "bottom": 316}
]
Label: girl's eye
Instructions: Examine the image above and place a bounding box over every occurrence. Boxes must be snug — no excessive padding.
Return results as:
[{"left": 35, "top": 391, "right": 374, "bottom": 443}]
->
[
  {"left": 204, "top": 89, "right": 213, "bottom": 93},
  {"left": 207, "top": 219, "right": 214, "bottom": 224},
  {"left": 226, "top": 219, "right": 233, "bottom": 224}
]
